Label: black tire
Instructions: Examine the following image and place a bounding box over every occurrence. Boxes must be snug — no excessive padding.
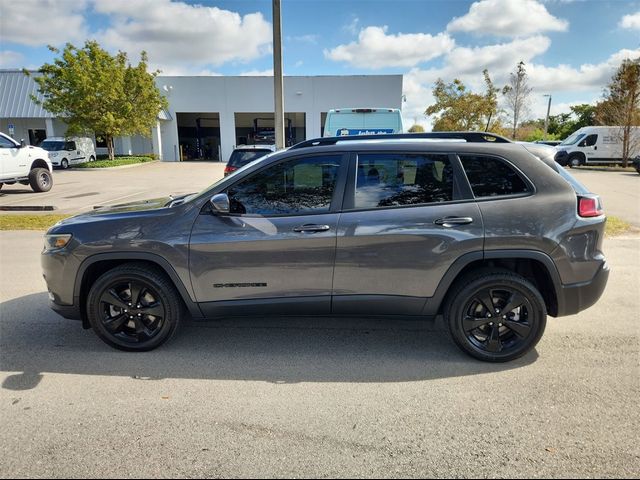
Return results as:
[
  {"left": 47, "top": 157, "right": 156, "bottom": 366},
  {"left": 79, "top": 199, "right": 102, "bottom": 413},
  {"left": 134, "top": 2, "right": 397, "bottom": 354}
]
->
[
  {"left": 86, "top": 263, "right": 183, "bottom": 352},
  {"left": 568, "top": 154, "right": 584, "bottom": 168},
  {"left": 61, "top": 159, "right": 69, "bottom": 169},
  {"left": 444, "top": 270, "right": 547, "bottom": 362},
  {"left": 28, "top": 168, "right": 53, "bottom": 192},
  {"left": 89, "top": 155, "right": 95, "bottom": 162}
]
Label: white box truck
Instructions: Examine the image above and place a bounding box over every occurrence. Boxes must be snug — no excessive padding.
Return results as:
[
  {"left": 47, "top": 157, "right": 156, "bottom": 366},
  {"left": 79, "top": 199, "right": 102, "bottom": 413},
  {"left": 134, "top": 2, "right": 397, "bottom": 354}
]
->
[
  {"left": 555, "top": 126, "right": 640, "bottom": 167},
  {"left": 323, "top": 108, "right": 404, "bottom": 137}
]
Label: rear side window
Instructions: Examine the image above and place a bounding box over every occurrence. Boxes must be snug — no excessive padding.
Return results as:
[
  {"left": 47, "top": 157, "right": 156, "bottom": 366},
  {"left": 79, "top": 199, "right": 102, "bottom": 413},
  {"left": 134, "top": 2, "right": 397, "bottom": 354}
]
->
[
  {"left": 355, "top": 153, "right": 453, "bottom": 208},
  {"left": 460, "top": 155, "right": 529, "bottom": 197}
]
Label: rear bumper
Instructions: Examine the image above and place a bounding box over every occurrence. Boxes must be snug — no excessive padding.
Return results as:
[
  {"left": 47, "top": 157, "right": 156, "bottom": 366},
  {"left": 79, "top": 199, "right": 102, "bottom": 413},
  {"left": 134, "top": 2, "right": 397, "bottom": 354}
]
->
[{"left": 556, "top": 261, "right": 610, "bottom": 316}]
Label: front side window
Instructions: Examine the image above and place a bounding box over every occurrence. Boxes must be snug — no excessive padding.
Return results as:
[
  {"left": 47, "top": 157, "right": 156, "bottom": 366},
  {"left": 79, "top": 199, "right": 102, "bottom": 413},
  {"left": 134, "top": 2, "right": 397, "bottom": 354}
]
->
[
  {"left": 579, "top": 134, "right": 597, "bottom": 147},
  {"left": 460, "top": 155, "right": 529, "bottom": 197},
  {"left": 65, "top": 141, "right": 76, "bottom": 150},
  {"left": 227, "top": 155, "right": 342, "bottom": 215},
  {"left": 0, "top": 135, "right": 16, "bottom": 148},
  {"left": 354, "top": 153, "right": 454, "bottom": 209}
]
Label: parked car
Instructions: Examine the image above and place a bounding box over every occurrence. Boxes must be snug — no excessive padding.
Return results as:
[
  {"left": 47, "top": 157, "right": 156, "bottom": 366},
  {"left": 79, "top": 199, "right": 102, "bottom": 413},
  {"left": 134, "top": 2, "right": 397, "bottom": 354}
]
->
[
  {"left": 42, "top": 132, "right": 608, "bottom": 362},
  {"left": 0, "top": 132, "right": 53, "bottom": 192},
  {"left": 554, "top": 126, "right": 640, "bottom": 167},
  {"left": 323, "top": 108, "right": 404, "bottom": 137},
  {"left": 40, "top": 136, "right": 96, "bottom": 169},
  {"left": 633, "top": 156, "right": 640, "bottom": 174},
  {"left": 225, "top": 144, "right": 276, "bottom": 176}
]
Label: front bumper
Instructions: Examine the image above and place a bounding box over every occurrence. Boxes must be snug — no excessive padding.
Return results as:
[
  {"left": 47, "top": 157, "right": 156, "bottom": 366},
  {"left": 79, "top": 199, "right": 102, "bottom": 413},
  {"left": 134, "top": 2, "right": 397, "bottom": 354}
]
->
[
  {"left": 556, "top": 261, "right": 610, "bottom": 316},
  {"left": 554, "top": 150, "right": 569, "bottom": 166}
]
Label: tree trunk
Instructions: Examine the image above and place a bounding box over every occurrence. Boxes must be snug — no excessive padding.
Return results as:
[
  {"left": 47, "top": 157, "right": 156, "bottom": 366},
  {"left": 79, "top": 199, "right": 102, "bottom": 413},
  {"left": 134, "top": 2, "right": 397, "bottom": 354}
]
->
[
  {"left": 106, "top": 135, "right": 114, "bottom": 161},
  {"left": 622, "top": 126, "right": 630, "bottom": 168}
]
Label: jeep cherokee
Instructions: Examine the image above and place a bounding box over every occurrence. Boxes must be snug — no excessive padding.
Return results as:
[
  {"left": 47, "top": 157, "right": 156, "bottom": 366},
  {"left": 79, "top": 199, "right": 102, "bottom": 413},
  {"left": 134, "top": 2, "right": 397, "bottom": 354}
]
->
[{"left": 41, "top": 132, "right": 609, "bottom": 362}]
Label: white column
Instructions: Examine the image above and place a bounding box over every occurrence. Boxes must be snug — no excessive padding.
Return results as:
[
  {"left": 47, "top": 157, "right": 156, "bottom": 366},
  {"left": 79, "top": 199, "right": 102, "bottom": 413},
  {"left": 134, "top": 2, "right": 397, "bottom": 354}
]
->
[
  {"left": 305, "top": 111, "right": 321, "bottom": 140},
  {"left": 151, "top": 121, "right": 163, "bottom": 161},
  {"left": 219, "top": 111, "right": 236, "bottom": 163},
  {"left": 45, "top": 118, "right": 55, "bottom": 137},
  {"left": 121, "top": 136, "right": 132, "bottom": 156}
]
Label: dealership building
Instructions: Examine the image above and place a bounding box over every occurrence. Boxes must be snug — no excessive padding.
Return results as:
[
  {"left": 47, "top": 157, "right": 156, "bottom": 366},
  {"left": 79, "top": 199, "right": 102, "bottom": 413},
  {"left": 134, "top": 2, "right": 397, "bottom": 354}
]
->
[{"left": 0, "top": 70, "right": 403, "bottom": 162}]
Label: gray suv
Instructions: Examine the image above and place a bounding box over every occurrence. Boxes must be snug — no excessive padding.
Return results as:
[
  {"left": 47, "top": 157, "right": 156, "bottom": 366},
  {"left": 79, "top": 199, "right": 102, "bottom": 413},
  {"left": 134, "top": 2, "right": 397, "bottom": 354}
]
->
[{"left": 41, "top": 132, "right": 609, "bottom": 362}]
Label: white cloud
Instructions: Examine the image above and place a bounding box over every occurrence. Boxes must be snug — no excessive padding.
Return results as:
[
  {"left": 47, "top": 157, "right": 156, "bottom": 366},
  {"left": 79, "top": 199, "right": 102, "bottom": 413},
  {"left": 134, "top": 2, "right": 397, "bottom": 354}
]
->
[
  {"left": 287, "top": 35, "right": 319, "bottom": 44},
  {"left": 0, "top": 0, "right": 89, "bottom": 46},
  {"left": 240, "top": 69, "right": 274, "bottom": 76},
  {"left": 343, "top": 16, "right": 360, "bottom": 35},
  {"left": 447, "top": 0, "right": 568, "bottom": 37},
  {"left": 0, "top": 50, "right": 24, "bottom": 67},
  {"left": 526, "top": 48, "right": 640, "bottom": 91},
  {"left": 620, "top": 12, "right": 640, "bottom": 30},
  {"left": 324, "top": 26, "right": 455, "bottom": 68},
  {"left": 400, "top": 42, "right": 638, "bottom": 131},
  {"left": 93, "top": 0, "right": 272, "bottom": 72}
]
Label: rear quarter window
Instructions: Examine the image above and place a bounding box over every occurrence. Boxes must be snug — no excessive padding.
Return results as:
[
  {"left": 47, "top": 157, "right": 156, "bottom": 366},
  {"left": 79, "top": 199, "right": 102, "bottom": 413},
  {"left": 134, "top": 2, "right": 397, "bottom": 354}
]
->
[{"left": 460, "top": 155, "right": 530, "bottom": 197}]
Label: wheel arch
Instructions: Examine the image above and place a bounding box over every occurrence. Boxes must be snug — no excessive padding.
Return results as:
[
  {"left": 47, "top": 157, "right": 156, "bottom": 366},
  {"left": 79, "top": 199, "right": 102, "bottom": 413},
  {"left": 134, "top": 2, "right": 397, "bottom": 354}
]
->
[
  {"left": 30, "top": 158, "right": 50, "bottom": 171},
  {"left": 75, "top": 253, "right": 203, "bottom": 328},
  {"left": 423, "top": 250, "right": 562, "bottom": 318}
]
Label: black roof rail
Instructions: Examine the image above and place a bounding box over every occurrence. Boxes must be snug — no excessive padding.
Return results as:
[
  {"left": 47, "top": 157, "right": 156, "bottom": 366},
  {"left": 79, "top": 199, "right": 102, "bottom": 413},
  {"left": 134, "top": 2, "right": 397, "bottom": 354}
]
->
[{"left": 289, "top": 131, "right": 512, "bottom": 150}]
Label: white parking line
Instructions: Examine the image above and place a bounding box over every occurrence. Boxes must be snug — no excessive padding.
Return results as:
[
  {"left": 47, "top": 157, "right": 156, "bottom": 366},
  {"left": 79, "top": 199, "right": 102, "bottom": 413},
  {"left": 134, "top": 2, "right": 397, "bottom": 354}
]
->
[{"left": 77, "top": 191, "right": 149, "bottom": 211}]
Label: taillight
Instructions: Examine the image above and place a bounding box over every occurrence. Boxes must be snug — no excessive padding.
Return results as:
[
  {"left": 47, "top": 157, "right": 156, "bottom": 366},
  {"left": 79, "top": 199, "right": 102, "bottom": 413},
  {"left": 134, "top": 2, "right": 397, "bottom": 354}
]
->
[
  {"left": 578, "top": 196, "right": 604, "bottom": 217},
  {"left": 224, "top": 165, "right": 237, "bottom": 176}
]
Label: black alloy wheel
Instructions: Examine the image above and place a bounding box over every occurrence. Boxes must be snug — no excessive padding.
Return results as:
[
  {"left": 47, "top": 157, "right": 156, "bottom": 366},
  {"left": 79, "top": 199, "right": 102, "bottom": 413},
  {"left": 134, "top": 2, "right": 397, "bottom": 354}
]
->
[
  {"left": 445, "top": 271, "right": 546, "bottom": 362},
  {"left": 87, "top": 264, "right": 182, "bottom": 351}
]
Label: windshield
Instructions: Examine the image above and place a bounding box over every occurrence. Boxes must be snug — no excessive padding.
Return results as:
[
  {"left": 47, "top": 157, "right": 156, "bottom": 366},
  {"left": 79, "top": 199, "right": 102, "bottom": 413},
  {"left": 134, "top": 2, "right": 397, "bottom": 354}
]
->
[
  {"left": 40, "top": 141, "right": 66, "bottom": 151},
  {"left": 560, "top": 133, "right": 586, "bottom": 146},
  {"left": 228, "top": 149, "right": 272, "bottom": 167}
]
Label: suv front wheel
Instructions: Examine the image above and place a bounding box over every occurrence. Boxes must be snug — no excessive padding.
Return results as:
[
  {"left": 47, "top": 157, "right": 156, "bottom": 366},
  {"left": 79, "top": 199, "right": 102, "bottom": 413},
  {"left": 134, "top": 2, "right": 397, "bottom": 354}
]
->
[
  {"left": 87, "top": 264, "right": 183, "bottom": 351},
  {"left": 444, "top": 270, "right": 547, "bottom": 362}
]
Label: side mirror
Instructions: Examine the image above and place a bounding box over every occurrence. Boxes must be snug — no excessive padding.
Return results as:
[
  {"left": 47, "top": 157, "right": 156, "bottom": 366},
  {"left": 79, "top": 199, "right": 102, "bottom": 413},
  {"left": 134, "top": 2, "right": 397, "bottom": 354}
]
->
[
  {"left": 20, "top": 139, "right": 26, "bottom": 148},
  {"left": 209, "top": 193, "right": 230, "bottom": 214}
]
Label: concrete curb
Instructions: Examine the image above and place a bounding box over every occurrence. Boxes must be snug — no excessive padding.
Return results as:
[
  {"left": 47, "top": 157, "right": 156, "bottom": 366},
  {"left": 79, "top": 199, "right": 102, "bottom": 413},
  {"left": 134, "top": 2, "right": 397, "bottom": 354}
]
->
[{"left": 74, "top": 160, "right": 160, "bottom": 171}]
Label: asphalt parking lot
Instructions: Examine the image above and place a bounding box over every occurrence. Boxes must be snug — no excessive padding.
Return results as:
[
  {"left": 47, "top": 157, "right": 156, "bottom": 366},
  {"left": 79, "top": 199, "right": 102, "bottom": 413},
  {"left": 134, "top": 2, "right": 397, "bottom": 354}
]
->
[
  {"left": 1, "top": 162, "right": 639, "bottom": 478},
  {"left": 0, "top": 162, "right": 225, "bottom": 215}
]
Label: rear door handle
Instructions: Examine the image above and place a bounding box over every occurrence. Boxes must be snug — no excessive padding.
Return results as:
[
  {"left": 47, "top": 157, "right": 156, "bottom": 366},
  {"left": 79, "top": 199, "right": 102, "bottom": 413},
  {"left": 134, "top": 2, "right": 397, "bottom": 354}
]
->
[
  {"left": 293, "top": 224, "right": 331, "bottom": 233},
  {"left": 434, "top": 216, "right": 473, "bottom": 227}
]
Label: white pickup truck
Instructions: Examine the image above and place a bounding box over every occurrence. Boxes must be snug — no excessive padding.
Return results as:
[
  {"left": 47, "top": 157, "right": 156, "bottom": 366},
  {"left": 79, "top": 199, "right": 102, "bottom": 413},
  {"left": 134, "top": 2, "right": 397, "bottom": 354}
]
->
[{"left": 0, "top": 132, "right": 53, "bottom": 192}]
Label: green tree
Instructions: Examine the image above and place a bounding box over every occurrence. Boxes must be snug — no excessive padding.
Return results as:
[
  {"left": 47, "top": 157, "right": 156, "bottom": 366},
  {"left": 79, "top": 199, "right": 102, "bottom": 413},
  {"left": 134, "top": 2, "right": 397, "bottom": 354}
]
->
[
  {"left": 408, "top": 124, "right": 425, "bottom": 133},
  {"left": 502, "top": 61, "right": 533, "bottom": 139},
  {"left": 425, "top": 69, "right": 499, "bottom": 132},
  {"left": 26, "top": 41, "right": 167, "bottom": 160},
  {"left": 595, "top": 58, "right": 640, "bottom": 166}
]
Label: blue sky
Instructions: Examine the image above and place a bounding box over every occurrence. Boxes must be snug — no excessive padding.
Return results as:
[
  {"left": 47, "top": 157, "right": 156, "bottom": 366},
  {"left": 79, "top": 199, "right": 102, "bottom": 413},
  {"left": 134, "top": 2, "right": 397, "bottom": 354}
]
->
[{"left": 1, "top": 0, "right": 639, "bottom": 127}]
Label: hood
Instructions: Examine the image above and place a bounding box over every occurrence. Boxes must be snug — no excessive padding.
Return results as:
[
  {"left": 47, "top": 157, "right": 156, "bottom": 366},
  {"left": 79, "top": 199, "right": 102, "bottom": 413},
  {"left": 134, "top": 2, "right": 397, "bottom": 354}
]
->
[{"left": 90, "top": 196, "right": 174, "bottom": 214}]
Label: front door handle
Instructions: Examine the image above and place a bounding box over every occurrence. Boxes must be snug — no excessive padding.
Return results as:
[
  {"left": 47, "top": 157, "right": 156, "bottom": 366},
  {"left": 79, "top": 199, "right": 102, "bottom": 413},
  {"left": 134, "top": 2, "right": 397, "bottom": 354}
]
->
[
  {"left": 293, "top": 224, "right": 331, "bottom": 233},
  {"left": 434, "top": 216, "right": 473, "bottom": 227}
]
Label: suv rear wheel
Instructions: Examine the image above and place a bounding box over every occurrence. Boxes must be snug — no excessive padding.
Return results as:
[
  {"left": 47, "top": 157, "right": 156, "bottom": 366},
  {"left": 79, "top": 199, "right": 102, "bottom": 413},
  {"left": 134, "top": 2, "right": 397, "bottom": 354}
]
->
[
  {"left": 444, "top": 270, "right": 547, "bottom": 362},
  {"left": 87, "top": 264, "right": 183, "bottom": 351}
]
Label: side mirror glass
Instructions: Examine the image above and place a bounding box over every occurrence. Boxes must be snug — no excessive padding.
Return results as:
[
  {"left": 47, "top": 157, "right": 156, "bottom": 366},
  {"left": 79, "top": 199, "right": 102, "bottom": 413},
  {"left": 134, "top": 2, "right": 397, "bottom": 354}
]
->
[{"left": 209, "top": 193, "right": 230, "bottom": 214}]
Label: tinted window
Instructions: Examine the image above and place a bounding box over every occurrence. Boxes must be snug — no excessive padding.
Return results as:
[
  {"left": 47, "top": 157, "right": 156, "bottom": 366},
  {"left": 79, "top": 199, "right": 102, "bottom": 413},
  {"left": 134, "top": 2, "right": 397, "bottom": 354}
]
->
[
  {"left": 355, "top": 153, "right": 453, "bottom": 208},
  {"left": 228, "top": 155, "right": 342, "bottom": 215},
  {"left": 228, "top": 149, "right": 272, "bottom": 168},
  {"left": 460, "top": 155, "right": 529, "bottom": 197},
  {"left": 65, "top": 141, "right": 76, "bottom": 150},
  {"left": 580, "top": 134, "right": 597, "bottom": 147},
  {"left": 40, "top": 141, "right": 65, "bottom": 151}
]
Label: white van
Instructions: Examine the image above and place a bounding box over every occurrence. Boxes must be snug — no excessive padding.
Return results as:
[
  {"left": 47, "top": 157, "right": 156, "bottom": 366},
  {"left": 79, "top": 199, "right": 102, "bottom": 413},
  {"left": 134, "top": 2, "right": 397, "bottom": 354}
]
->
[
  {"left": 40, "top": 136, "right": 96, "bottom": 169},
  {"left": 555, "top": 126, "right": 640, "bottom": 167},
  {"left": 323, "top": 108, "right": 404, "bottom": 137}
]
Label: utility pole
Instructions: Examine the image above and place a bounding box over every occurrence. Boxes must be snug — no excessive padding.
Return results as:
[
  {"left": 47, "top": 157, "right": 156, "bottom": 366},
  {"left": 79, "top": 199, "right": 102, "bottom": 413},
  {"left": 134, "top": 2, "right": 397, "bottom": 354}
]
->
[
  {"left": 543, "top": 94, "right": 552, "bottom": 140},
  {"left": 272, "top": 0, "right": 285, "bottom": 150}
]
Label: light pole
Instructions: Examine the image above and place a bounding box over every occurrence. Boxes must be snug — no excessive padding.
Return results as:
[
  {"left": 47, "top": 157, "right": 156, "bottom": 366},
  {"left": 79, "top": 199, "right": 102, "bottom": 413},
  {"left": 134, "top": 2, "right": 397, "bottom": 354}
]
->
[
  {"left": 272, "top": 0, "right": 285, "bottom": 150},
  {"left": 543, "top": 94, "right": 552, "bottom": 140}
]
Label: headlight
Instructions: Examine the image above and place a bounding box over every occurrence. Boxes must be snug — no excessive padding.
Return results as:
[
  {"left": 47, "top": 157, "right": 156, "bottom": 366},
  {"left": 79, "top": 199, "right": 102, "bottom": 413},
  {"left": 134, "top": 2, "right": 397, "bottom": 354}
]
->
[{"left": 44, "top": 234, "right": 72, "bottom": 251}]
